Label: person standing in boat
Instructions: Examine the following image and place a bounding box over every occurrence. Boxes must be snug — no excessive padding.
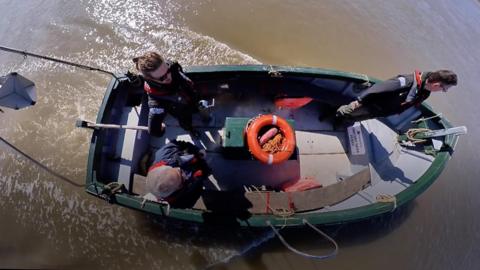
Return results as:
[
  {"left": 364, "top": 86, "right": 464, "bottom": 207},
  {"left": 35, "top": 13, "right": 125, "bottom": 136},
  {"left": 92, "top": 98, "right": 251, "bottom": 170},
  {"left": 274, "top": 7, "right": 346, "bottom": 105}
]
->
[
  {"left": 335, "top": 70, "right": 458, "bottom": 123},
  {"left": 145, "top": 140, "right": 210, "bottom": 208},
  {"left": 133, "top": 52, "right": 200, "bottom": 136}
]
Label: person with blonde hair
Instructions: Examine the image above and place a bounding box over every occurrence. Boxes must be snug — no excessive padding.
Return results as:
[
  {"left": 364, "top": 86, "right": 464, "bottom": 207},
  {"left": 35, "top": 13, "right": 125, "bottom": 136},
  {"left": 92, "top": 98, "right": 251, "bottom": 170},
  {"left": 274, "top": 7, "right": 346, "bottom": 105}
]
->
[{"left": 133, "top": 52, "right": 200, "bottom": 136}]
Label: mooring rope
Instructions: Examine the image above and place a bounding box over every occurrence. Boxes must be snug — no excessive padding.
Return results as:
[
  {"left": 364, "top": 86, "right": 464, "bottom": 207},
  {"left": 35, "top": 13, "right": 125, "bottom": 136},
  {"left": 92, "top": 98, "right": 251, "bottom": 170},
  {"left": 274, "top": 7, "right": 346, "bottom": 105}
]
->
[
  {"left": 376, "top": 194, "right": 397, "bottom": 211},
  {"left": 251, "top": 185, "right": 295, "bottom": 219},
  {"left": 411, "top": 113, "right": 442, "bottom": 124},
  {"left": 267, "top": 219, "right": 339, "bottom": 260},
  {"left": 405, "top": 128, "right": 431, "bottom": 144},
  {"left": 0, "top": 135, "right": 84, "bottom": 187}
]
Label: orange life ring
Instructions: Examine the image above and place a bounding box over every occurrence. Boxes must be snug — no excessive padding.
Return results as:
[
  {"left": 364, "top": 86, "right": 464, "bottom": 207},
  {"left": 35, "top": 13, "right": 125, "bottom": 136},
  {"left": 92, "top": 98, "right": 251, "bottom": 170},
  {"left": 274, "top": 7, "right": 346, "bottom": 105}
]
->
[{"left": 245, "top": 114, "right": 296, "bottom": 165}]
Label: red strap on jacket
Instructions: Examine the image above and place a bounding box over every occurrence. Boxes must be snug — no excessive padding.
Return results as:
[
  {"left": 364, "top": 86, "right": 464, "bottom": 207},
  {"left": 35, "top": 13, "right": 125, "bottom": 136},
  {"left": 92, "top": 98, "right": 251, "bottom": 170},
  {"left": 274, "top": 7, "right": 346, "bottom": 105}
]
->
[
  {"left": 144, "top": 82, "right": 170, "bottom": 96},
  {"left": 148, "top": 160, "right": 167, "bottom": 172},
  {"left": 193, "top": 170, "right": 203, "bottom": 178},
  {"left": 414, "top": 70, "right": 422, "bottom": 89}
]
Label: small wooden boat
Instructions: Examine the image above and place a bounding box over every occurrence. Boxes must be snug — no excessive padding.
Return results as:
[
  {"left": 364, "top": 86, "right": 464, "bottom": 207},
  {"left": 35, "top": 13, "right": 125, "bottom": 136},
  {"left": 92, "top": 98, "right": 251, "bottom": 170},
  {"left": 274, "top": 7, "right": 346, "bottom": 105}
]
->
[{"left": 80, "top": 65, "right": 465, "bottom": 229}]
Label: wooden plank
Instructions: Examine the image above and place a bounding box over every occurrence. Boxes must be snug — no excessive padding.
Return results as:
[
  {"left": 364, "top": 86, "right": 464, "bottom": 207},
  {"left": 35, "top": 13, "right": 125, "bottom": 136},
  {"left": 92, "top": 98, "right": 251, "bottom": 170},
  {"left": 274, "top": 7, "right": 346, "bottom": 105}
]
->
[
  {"left": 192, "top": 197, "right": 207, "bottom": 209},
  {"left": 132, "top": 174, "right": 147, "bottom": 196},
  {"left": 245, "top": 167, "right": 371, "bottom": 213},
  {"left": 117, "top": 106, "right": 142, "bottom": 190}
]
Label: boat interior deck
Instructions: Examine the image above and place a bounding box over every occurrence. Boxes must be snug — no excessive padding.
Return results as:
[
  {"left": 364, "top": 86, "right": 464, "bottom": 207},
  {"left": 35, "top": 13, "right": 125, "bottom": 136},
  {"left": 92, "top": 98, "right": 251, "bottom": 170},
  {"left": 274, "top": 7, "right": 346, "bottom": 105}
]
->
[{"left": 94, "top": 74, "right": 444, "bottom": 212}]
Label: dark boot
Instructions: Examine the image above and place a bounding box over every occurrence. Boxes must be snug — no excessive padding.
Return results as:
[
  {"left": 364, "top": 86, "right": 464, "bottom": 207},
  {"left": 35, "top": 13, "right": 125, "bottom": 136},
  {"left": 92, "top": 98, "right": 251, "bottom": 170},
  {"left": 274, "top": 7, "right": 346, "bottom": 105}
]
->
[{"left": 332, "top": 116, "right": 352, "bottom": 131}]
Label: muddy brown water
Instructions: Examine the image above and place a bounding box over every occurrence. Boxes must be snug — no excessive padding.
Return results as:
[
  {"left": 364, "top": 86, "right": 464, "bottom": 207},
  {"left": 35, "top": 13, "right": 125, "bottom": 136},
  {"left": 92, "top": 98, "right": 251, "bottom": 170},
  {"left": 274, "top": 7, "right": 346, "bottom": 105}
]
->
[{"left": 1, "top": 0, "right": 479, "bottom": 269}]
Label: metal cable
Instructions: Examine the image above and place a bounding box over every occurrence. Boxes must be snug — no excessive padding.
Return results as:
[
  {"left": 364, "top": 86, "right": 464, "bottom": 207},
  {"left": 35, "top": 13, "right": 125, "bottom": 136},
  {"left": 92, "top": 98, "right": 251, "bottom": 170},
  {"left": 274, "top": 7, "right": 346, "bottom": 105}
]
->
[
  {"left": 0, "top": 45, "right": 118, "bottom": 79},
  {"left": 0, "top": 136, "right": 84, "bottom": 187}
]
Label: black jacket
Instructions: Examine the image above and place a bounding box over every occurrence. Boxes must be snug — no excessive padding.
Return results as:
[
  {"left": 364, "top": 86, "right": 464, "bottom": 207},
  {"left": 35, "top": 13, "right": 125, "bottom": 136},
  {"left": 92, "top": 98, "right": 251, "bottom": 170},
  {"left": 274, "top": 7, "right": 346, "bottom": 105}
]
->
[
  {"left": 149, "top": 140, "right": 210, "bottom": 208},
  {"left": 357, "top": 72, "right": 431, "bottom": 116}
]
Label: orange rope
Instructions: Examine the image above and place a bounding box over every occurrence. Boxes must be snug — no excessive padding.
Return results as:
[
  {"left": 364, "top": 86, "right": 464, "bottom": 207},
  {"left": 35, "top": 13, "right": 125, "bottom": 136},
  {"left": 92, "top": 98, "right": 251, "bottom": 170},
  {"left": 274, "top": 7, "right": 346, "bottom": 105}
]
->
[{"left": 261, "top": 133, "right": 285, "bottom": 154}]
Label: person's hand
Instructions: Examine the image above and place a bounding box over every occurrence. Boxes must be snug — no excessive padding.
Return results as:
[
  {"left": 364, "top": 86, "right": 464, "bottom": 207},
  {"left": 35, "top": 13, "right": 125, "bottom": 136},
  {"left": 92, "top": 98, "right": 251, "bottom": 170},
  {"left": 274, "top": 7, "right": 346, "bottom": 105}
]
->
[
  {"left": 336, "top": 104, "right": 353, "bottom": 117},
  {"left": 197, "top": 149, "right": 207, "bottom": 159},
  {"left": 351, "top": 100, "right": 362, "bottom": 109},
  {"left": 185, "top": 77, "right": 194, "bottom": 88},
  {"left": 336, "top": 101, "right": 362, "bottom": 117}
]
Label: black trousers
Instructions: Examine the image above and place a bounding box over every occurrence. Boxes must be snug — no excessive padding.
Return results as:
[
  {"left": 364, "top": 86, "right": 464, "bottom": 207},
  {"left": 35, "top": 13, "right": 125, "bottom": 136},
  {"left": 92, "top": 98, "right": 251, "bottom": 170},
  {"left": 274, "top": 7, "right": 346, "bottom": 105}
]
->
[{"left": 148, "top": 97, "right": 195, "bottom": 136}]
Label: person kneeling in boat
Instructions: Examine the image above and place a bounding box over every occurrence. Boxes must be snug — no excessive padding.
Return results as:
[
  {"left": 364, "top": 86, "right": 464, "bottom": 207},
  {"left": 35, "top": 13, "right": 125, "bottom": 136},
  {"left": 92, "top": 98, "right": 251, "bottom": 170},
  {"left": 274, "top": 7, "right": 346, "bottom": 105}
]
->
[
  {"left": 335, "top": 70, "right": 458, "bottom": 125},
  {"left": 145, "top": 140, "right": 210, "bottom": 208},
  {"left": 133, "top": 52, "right": 200, "bottom": 137}
]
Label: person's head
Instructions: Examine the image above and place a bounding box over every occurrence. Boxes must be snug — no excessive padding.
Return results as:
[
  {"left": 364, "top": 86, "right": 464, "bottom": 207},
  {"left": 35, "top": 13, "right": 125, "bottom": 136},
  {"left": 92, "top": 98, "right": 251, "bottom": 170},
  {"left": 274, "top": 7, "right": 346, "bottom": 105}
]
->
[
  {"left": 425, "top": 70, "right": 458, "bottom": 92},
  {"left": 133, "top": 52, "right": 172, "bottom": 84},
  {"left": 146, "top": 165, "right": 183, "bottom": 199}
]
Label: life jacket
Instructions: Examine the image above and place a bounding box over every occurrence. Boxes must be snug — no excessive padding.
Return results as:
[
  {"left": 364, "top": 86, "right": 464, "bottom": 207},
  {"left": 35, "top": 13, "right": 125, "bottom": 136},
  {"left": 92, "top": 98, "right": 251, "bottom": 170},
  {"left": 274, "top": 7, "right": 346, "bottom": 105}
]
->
[
  {"left": 144, "top": 79, "right": 182, "bottom": 104},
  {"left": 144, "top": 81, "right": 172, "bottom": 97},
  {"left": 414, "top": 69, "right": 422, "bottom": 89},
  {"left": 143, "top": 63, "right": 198, "bottom": 105},
  {"left": 402, "top": 70, "right": 425, "bottom": 106}
]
